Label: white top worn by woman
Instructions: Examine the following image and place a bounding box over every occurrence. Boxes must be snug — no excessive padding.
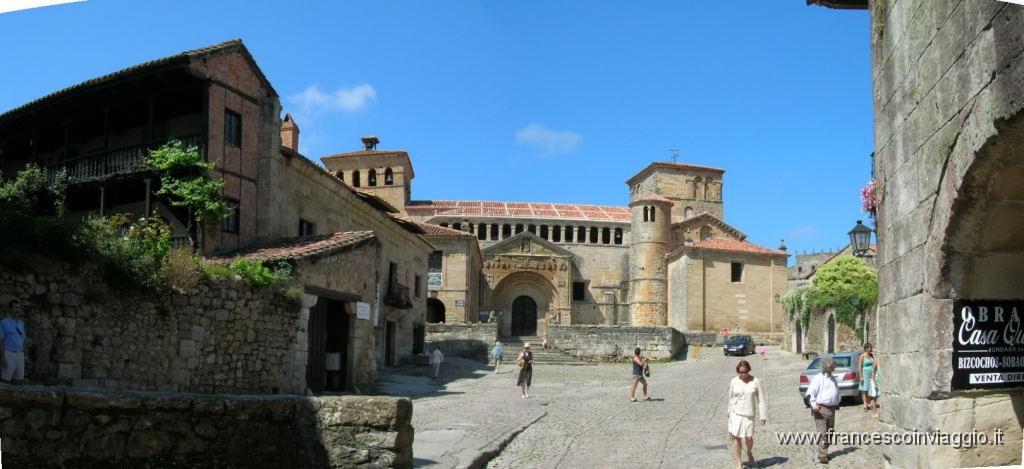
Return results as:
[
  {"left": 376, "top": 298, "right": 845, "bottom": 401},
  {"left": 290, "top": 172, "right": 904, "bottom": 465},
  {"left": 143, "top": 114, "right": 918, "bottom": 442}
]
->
[{"left": 728, "top": 376, "right": 768, "bottom": 420}]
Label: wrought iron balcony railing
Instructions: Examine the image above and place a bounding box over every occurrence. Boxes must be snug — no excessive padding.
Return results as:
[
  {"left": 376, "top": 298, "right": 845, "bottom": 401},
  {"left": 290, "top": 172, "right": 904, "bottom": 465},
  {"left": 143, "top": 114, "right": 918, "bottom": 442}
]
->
[{"left": 384, "top": 281, "right": 413, "bottom": 309}]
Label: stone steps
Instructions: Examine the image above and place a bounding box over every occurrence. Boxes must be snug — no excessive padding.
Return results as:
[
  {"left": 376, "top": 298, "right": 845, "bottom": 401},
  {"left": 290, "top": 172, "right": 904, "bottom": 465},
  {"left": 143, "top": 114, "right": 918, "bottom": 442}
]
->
[{"left": 496, "top": 336, "right": 595, "bottom": 366}]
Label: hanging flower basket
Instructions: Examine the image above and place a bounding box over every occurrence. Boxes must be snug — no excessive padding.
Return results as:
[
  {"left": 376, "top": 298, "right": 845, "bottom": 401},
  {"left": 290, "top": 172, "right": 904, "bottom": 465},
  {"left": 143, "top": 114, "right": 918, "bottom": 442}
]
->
[{"left": 860, "top": 180, "right": 878, "bottom": 216}]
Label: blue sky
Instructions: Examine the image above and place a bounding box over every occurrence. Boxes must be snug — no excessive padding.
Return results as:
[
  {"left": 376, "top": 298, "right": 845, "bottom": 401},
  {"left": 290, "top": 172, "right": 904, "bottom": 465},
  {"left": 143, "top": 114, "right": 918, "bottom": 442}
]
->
[{"left": 0, "top": 1, "right": 874, "bottom": 260}]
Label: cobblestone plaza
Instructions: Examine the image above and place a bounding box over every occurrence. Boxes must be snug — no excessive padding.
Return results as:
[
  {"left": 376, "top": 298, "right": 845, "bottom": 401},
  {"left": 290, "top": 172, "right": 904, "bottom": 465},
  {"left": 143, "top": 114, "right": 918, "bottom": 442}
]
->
[{"left": 382, "top": 348, "right": 889, "bottom": 468}]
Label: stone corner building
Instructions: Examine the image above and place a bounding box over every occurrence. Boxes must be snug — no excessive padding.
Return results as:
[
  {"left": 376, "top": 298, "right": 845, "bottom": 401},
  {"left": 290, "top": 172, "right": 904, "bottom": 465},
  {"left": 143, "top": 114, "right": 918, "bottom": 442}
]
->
[{"left": 814, "top": 0, "right": 1024, "bottom": 467}]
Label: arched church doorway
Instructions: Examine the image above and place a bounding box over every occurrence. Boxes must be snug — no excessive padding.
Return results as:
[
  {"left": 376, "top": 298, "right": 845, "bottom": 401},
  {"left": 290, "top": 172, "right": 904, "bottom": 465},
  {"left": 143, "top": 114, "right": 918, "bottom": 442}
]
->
[
  {"left": 795, "top": 321, "right": 803, "bottom": 354},
  {"left": 511, "top": 296, "right": 538, "bottom": 336},
  {"left": 427, "top": 298, "right": 446, "bottom": 323},
  {"left": 827, "top": 314, "right": 836, "bottom": 354}
]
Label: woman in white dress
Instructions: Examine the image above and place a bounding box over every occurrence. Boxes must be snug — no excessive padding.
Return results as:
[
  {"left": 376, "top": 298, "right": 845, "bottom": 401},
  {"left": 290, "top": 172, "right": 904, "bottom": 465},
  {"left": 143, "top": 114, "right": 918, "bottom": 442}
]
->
[{"left": 727, "top": 360, "right": 767, "bottom": 469}]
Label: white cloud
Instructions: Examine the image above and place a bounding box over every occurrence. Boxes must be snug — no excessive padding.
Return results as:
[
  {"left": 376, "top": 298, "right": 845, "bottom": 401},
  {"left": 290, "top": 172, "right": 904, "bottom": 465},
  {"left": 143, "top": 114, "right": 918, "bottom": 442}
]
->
[
  {"left": 288, "top": 83, "right": 377, "bottom": 115},
  {"left": 789, "top": 225, "right": 821, "bottom": 239},
  {"left": 515, "top": 124, "right": 582, "bottom": 157},
  {"left": 1, "top": 0, "right": 85, "bottom": 14}
]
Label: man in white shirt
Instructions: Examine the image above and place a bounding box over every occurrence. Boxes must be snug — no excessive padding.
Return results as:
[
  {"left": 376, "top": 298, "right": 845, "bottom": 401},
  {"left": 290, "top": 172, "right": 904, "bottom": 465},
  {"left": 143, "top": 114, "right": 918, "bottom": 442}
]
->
[{"left": 805, "top": 357, "right": 840, "bottom": 463}]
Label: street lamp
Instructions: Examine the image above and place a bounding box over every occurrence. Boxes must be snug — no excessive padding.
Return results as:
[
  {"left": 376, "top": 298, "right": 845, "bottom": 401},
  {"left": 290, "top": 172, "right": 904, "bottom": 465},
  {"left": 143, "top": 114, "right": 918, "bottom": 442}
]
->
[{"left": 848, "top": 220, "right": 873, "bottom": 257}]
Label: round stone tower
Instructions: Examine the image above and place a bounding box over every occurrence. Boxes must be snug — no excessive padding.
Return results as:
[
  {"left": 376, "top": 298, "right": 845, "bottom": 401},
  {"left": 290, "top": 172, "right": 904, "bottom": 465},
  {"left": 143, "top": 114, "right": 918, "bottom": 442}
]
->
[{"left": 628, "top": 194, "right": 673, "bottom": 326}]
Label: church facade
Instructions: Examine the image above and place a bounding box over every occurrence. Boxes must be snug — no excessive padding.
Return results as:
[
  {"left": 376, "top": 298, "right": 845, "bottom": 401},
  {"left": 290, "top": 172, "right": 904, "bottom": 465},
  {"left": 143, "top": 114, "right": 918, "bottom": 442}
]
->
[{"left": 323, "top": 140, "right": 789, "bottom": 338}]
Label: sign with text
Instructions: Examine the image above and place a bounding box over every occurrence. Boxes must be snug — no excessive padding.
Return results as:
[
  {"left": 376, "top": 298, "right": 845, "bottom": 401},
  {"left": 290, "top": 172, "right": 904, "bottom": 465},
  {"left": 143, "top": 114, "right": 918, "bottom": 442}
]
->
[
  {"left": 356, "top": 302, "right": 371, "bottom": 320},
  {"left": 952, "top": 299, "right": 1024, "bottom": 390},
  {"left": 427, "top": 272, "right": 442, "bottom": 290}
]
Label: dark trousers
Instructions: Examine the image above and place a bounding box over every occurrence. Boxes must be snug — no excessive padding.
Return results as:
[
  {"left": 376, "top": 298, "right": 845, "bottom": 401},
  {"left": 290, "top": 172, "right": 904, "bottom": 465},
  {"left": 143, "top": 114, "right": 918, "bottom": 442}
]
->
[{"left": 812, "top": 406, "right": 836, "bottom": 458}]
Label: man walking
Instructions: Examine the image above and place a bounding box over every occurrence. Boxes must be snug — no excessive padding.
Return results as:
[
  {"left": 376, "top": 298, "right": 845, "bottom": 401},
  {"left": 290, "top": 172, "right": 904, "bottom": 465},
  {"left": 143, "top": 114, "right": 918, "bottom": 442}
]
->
[
  {"left": 491, "top": 341, "right": 504, "bottom": 374},
  {"left": 1, "top": 300, "right": 27, "bottom": 385},
  {"left": 805, "top": 356, "right": 840, "bottom": 464}
]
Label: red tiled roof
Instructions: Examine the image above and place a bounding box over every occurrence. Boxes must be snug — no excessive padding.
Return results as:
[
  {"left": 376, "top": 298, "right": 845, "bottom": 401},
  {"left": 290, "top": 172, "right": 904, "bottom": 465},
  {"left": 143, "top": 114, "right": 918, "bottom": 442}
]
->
[
  {"left": 691, "top": 237, "right": 789, "bottom": 257},
  {"left": 417, "top": 222, "right": 475, "bottom": 238},
  {"left": 406, "top": 200, "right": 631, "bottom": 222},
  {"left": 209, "top": 231, "right": 377, "bottom": 262},
  {"left": 631, "top": 194, "right": 673, "bottom": 204}
]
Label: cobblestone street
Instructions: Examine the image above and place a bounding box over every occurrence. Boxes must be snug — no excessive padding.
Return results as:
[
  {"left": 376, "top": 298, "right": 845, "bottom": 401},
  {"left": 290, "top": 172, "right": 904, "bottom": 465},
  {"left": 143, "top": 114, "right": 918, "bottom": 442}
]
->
[{"left": 380, "top": 347, "right": 885, "bottom": 468}]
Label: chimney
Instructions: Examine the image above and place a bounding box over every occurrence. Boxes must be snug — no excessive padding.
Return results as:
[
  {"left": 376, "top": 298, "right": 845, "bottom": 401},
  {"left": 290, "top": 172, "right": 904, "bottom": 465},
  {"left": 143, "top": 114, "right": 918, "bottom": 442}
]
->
[
  {"left": 281, "top": 113, "right": 300, "bottom": 151},
  {"left": 361, "top": 135, "right": 379, "bottom": 151}
]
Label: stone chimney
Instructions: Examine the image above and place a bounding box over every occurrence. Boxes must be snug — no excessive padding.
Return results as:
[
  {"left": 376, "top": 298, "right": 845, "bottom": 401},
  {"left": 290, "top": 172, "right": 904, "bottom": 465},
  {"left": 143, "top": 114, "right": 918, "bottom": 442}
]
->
[
  {"left": 361, "top": 135, "right": 379, "bottom": 151},
  {"left": 281, "top": 113, "right": 300, "bottom": 151}
]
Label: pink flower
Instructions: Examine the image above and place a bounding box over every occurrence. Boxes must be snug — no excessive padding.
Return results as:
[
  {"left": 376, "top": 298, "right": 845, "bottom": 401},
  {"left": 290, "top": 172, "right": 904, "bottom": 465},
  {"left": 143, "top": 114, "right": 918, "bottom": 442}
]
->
[{"left": 860, "top": 180, "right": 878, "bottom": 214}]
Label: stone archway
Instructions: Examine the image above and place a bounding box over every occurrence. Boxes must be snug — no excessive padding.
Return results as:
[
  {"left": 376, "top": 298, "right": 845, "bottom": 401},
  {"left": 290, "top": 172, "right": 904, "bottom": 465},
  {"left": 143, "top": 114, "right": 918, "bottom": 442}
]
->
[
  {"left": 826, "top": 314, "right": 836, "bottom": 354},
  {"left": 426, "top": 298, "right": 446, "bottom": 323},
  {"left": 490, "top": 271, "right": 557, "bottom": 338}
]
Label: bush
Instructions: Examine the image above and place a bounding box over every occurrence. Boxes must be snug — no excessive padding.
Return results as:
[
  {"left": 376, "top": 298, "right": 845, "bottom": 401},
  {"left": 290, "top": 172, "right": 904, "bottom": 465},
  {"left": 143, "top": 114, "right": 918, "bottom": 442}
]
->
[{"left": 229, "top": 258, "right": 276, "bottom": 288}]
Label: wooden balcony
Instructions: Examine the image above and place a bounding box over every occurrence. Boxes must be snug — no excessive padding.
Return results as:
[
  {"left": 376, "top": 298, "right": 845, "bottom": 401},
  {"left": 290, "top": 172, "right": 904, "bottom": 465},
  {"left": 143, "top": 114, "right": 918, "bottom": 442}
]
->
[{"left": 47, "top": 135, "right": 205, "bottom": 184}]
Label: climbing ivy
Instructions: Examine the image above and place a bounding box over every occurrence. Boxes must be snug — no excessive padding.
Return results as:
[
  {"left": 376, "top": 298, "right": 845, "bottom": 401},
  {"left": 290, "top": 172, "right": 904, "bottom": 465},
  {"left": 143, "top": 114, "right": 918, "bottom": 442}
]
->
[{"left": 784, "top": 255, "right": 878, "bottom": 340}]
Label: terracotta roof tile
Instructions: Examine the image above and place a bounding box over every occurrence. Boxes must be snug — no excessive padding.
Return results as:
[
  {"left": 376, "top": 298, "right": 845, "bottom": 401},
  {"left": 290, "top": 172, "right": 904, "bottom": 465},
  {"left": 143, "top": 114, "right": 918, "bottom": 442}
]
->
[
  {"left": 417, "top": 222, "right": 475, "bottom": 238},
  {"left": 691, "top": 237, "right": 789, "bottom": 257},
  {"left": 210, "top": 231, "right": 377, "bottom": 262},
  {"left": 406, "top": 200, "right": 631, "bottom": 222}
]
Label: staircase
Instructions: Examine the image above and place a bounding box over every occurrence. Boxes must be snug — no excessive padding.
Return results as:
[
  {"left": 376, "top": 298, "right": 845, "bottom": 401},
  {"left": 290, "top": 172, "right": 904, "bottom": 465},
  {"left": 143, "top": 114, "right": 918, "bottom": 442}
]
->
[{"left": 497, "top": 336, "right": 595, "bottom": 366}]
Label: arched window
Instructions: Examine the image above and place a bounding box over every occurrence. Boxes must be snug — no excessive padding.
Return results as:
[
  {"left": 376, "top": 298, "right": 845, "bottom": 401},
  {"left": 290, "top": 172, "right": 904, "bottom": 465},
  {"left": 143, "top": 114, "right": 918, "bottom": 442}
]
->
[
  {"left": 565, "top": 225, "right": 574, "bottom": 242},
  {"left": 503, "top": 224, "right": 512, "bottom": 238},
  {"left": 684, "top": 207, "right": 694, "bottom": 219},
  {"left": 552, "top": 225, "right": 561, "bottom": 242},
  {"left": 477, "top": 223, "right": 486, "bottom": 240},
  {"left": 384, "top": 168, "right": 394, "bottom": 185},
  {"left": 700, "top": 226, "right": 712, "bottom": 240},
  {"left": 528, "top": 224, "right": 537, "bottom": 234},
  {"left": 335, "top": 170, "right": 344, "bottom": 183},
  {"left": 643, "top": 207, "right": 649, "bottom": 222},
  {"left": 540, "top": 225, "right": 549, "bottom": 240},
  {"left": 614, "top": 228, "right": 623, "bottom": 245},
  {"left": 589, "top": 227, "right": 599, "bottom": 243},
  {"left": 649, "top": 206, "right": 656, "bottom": 222},
  {"left": 352, "top": 170, "right": 361, "bottom": 187},
  {"left": 368, "top": 169, "right": 378, "bottom": 186},
  {"left": 602, "top": 227, "right": 611, "bottom": 244},
  {"left": 693, "top": 177, "right": 702, "bottom": 198}
]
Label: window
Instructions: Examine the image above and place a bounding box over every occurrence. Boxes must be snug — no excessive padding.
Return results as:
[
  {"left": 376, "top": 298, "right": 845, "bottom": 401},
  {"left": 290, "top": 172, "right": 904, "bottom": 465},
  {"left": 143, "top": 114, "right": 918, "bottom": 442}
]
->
[
  {"left": 731, "top": 262, "right": 743, "bottom": 283},
  {"left": 540, "top": 225, "right": 549, "bottom": 240},
  {"left": 415, "top": 275, "right": 422, "bottom": 298},
  {"left": 428, "top": 251, "right": 443, "bottom": 271},
  {"left": 589, "top": 227, "right": 598, "bottom": 243},
  {"left": 368, "top": 169, "right": 377, "bottom": 186},
  {"left": 565, "top": 225, "right": 574, "bottom": 242},
  {"left": 502, "top": 224, "right": 512, "bottom": 238},
  {"left": 384, "top": 168, "right": 393, "bottom": 185},
  {"left": 614, "top": 228, "right": 623, "bottom": 245},
  {"left": 225, "top": 109, "right": 242, "bottom": 147},
  {"left": 490, "top": 224, "right": 499, "bottom": 239},
  {"left": 700, "top": 226, "right": 712, "bottom": 240},
  {"left": 335, "top": 170, "right": 344, "bottom": 183},
  {"left": 352, "top": 170, "right": 361, "bottom": 187},
  {"left": 299, "top": 219, "right": 315, "bottom": 236},
  {"left": 222, "top": 199, "right": 240, "bottom": 233},
  {"left": 684, "top": 207, "right": 694, "bottom": 218},
  {"left": 552, "top": 225, "right": 561, "bottom": 242},
  {"left": 477, "top": 224, "right": 486, "bottom": 240},
  {"left": 602, "top": 227, "right": 611, "bottom": 244},
  {"left": 572, "top": 282, "right": 586, "bottom": 301}
]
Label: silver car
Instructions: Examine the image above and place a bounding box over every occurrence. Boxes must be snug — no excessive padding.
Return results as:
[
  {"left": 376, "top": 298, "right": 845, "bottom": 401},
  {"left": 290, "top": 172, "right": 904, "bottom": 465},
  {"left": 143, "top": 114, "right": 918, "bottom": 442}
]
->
[{"left": 798, "top": 352, "right": 862, "bottom": 407}]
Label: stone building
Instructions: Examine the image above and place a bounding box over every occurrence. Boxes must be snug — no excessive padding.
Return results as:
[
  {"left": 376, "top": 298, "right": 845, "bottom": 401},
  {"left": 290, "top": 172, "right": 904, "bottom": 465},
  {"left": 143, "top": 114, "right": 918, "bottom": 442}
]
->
[
  {"left": 0, "top": 40, "right": 433, "bottom": 394},
  {"left": 814, "top": 0, "right": 1024, "bottom": 466},
  {"left": 325, "top": 146, "right": 790, "bottom": 338}
]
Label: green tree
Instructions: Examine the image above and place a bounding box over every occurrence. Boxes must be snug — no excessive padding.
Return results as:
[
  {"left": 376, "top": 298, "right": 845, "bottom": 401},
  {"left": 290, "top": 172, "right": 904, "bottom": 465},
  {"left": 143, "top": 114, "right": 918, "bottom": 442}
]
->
[
  {"left": 146, "top": 140, "right": 228, "bottom": 244},
  {"left": 812, "top": 255, "right": 878, "bottom": 304}
]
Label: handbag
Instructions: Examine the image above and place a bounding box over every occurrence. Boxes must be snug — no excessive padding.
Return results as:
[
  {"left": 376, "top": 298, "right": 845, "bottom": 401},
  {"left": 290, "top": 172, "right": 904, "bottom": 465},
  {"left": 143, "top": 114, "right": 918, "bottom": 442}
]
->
[
  {"left": 517, "top": 358, "right": 526, "bottom": 369},
  {"left": 644, "top": 364, "right": 651, "bottom": 378}
]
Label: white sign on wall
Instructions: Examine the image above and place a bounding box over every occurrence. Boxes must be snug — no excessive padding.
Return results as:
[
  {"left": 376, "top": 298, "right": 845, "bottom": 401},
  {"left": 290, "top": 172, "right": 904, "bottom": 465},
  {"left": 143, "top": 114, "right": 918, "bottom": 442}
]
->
[
  {"left": 428, "top": 272, "right": 443, "bottom": 289},
  {"left": 356, "top": 302, "right": 371, "bottom": 320}
]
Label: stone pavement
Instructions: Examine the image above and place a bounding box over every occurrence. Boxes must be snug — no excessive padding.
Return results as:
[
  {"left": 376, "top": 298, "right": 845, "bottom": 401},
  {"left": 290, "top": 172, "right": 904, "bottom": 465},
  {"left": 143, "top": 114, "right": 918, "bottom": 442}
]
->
[{"left": 379, "top": 347, "right": 885, "bottom": 468}]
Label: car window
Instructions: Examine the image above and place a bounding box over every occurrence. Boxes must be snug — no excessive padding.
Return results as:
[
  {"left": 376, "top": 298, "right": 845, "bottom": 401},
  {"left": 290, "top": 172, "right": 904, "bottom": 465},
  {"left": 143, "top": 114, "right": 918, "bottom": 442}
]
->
[{"left": 807, "top": 355, "right": 853, "bottom": 370}]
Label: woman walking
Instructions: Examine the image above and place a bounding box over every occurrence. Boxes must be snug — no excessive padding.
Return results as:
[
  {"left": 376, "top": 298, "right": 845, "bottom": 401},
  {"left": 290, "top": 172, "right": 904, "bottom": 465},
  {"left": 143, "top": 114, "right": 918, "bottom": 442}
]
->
[
  {"left": 516, "top": 343, "right": 534, "bottom": 398},
  {"left": 630, "top": 347, "right": 651, "bottom": 402},
  {"left": 858, "top": 342, "right": 880, "bottom": 417},
  {"left": 491, "top": 341, "right": 504, "bottom": 374},
  {"left": 727, "top": 360, "right": 767, "bottom": 469}
]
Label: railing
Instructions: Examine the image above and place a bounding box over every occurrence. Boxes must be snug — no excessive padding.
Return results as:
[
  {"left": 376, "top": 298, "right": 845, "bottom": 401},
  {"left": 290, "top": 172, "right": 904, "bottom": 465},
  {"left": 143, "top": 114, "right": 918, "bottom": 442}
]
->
[
  {"left": 47, "top": 135, "right": 205, "bottom": 184},
  {"left": 384, "top": 282, "right": 413, "bottom": 309}
]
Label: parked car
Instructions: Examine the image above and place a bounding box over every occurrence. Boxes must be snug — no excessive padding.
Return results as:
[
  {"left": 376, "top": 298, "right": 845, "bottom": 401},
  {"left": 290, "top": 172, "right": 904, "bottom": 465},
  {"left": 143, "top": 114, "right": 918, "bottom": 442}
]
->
[
  {"left": 723, "top": 335, "right": 755, "bottom": 356},
  {"left": 798, "top": 352, "right": 862, "bottom": 407}
]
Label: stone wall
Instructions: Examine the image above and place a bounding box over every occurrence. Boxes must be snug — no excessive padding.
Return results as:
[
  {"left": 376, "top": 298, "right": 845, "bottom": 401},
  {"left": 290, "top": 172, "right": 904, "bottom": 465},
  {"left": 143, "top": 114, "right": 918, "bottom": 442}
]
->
[
  {"left": 869, "top": 1, "right": 1024, "bottom": 466},
  {"left": 425, "top": 323, "right": 496, "bottom": 360},
  {"left": 547, "top": 325, "right": 685, "bottom": 361},
  {"left": 0, "top": 259, "right": 306, "bottom": 395},
  {"left": 0, "top": 384, "right": 412, "bottom": 468}
]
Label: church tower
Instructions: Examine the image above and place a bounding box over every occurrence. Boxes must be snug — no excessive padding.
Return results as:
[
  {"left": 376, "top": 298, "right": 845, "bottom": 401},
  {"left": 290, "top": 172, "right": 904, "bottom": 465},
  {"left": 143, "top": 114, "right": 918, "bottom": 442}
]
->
[
  {"left": 321, "top": 136, "right": 415, "bottom": 212},
  {"left": 628, "top": 194, "right": 673, "bottom": 326}
]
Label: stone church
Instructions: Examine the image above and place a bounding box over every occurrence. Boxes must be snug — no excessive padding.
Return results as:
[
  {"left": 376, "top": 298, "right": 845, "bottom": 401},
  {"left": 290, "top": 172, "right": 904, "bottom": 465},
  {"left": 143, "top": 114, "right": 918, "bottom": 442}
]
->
[{"left": 323, "top": 138, "right": 789, "bottom": 338}]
